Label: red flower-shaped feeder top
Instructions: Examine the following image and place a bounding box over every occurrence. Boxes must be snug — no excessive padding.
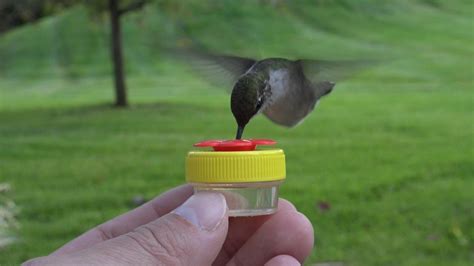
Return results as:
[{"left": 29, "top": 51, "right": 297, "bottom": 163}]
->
[{"left": 194, "top": 139, "right": 276, "bottom": 151}]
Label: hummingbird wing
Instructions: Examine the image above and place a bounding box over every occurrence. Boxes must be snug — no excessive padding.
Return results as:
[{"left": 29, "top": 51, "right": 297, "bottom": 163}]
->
[
  {"left": 297, "top": 59, "right": 376, "bottom": 114},
  {"left": 296, "top": 59, "right": 376, "bottom": 88},
  {"left": 172, "top": 49, "right": 256, "bottom": 91}
]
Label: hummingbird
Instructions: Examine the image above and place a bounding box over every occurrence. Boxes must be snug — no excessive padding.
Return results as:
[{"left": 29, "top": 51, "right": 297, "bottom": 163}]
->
[{"left": 178, "top": 50, "right": 373, "bottom": 139}]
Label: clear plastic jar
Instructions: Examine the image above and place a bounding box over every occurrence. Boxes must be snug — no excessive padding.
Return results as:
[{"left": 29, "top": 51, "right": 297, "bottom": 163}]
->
[
  {"left": 191, "top": 181, "right": 283, "bottom": 216},
  {"left": 186, "top": 139, "right": 286, "bottom": 217}
]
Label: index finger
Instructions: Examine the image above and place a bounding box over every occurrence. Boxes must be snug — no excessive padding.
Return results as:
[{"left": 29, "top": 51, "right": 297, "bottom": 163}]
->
[{"left": 51, "top": 184, "right": 193, "bottom": 256}]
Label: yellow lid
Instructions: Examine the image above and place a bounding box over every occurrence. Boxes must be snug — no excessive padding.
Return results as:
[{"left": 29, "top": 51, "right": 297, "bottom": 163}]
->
[{"left": 186, "top": 149, "right": 286, "bottom": 183}]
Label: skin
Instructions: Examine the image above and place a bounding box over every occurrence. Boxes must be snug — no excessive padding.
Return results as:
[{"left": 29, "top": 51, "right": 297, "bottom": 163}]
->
[{"left": 24, "top": 185, "right": 314, "bottom": 266}]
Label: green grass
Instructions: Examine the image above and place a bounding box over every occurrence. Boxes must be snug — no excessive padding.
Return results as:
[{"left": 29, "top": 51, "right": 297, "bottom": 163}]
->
[{"left": 0, "top": 1, "right": 473, "bottom": 265}]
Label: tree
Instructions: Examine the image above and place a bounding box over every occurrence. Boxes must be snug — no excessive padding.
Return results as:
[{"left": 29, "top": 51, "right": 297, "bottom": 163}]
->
[
  {"left": 1, "top": 0, "right": 148, "bottom": 107},
  {"left": 107, "top": 0, "right": 147, "bottom": 107}
]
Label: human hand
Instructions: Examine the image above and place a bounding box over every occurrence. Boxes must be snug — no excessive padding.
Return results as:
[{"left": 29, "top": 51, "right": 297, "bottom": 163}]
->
[{"left": 24, "top": 185, "right": 314, "bottom": 266}]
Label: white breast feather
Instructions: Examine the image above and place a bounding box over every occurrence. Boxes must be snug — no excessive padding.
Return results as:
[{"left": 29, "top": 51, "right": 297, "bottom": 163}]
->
[{"left": 268, "top": 69, "right": 289, "bottom": 101}]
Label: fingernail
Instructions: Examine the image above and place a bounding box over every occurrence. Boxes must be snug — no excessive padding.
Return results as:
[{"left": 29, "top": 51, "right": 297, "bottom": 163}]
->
[{"left": 173, "top": 192, "right": 227, "bottom": 231}]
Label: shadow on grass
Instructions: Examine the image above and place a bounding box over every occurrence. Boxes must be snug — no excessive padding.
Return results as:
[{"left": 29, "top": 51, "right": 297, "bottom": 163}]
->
[
  {"left": 0, "top": 101, "right": 221, "bottom": 118},
  {"left": 0, "top": 100, "right": 229, "bottom": 140}
]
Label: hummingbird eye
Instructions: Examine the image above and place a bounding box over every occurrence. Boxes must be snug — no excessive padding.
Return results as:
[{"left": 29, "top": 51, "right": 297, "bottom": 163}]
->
[{"left": 256, "top": 96, "right": 264, "bottom": 110}]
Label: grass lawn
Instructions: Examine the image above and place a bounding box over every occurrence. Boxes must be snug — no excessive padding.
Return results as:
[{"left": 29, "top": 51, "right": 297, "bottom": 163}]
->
[{"left": 0, "top": 1, "right": 473, "bottom": 265}]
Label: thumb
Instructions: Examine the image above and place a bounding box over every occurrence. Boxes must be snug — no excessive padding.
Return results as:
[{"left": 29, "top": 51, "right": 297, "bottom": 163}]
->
[{"left": 71, "top": 193, "right": 228, "bottom": 265}]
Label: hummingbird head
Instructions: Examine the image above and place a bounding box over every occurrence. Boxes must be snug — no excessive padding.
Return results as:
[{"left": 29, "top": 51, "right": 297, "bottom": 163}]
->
[{"left": 231, "top": 73, "right": 267, "bottom": 139}]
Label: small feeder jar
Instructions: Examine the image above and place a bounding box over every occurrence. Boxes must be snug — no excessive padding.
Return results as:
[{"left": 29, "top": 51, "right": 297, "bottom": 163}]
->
[{"left": 186, "top": 139, "right": 286, "bottom": 217}]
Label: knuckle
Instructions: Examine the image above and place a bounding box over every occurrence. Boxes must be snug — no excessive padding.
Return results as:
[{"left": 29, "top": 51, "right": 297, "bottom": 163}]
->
[
  {"left": 126, "top": 219, "right": 193, "bottom": 265},
  {"left": 96, "top": 224, "right": 116, "bottom": 241}
]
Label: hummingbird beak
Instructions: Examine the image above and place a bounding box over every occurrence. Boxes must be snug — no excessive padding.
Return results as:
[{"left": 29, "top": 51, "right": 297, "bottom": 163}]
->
[{"left": 235, "top": 125, "right": 245, "bottom": 140}]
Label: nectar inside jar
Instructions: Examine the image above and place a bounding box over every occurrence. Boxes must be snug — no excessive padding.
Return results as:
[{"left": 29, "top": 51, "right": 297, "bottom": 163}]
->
[{"left": 186, "top": 139, "right": 286, "bottom": 217}]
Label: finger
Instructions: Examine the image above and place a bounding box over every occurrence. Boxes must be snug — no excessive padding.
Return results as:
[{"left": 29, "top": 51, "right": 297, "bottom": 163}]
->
[
  {"left": 226, "top": 210, "right": 314, "bottom": 266},
  {"left": 265, "top": 255, "right": 301, "bottom": 266},
  {"left": 213, "top": 199, "right": 297, "bottom": 265},
  {"left": 52, "top": 184, "right": 193, "bottom": 255},
  {"left": 32, "top": 192, "right": 229, "bottom": 266}
]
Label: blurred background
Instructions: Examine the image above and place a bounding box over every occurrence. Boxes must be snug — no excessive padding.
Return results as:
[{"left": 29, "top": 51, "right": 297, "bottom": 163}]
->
[{"left": 0, "top": 0, "right": 472, "bottom": 265}]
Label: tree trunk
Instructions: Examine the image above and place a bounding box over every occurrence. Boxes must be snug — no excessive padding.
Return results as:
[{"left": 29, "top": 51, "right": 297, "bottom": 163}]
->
[{"left": 109, "top": 0, "right": 128, "bottom": 107}]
